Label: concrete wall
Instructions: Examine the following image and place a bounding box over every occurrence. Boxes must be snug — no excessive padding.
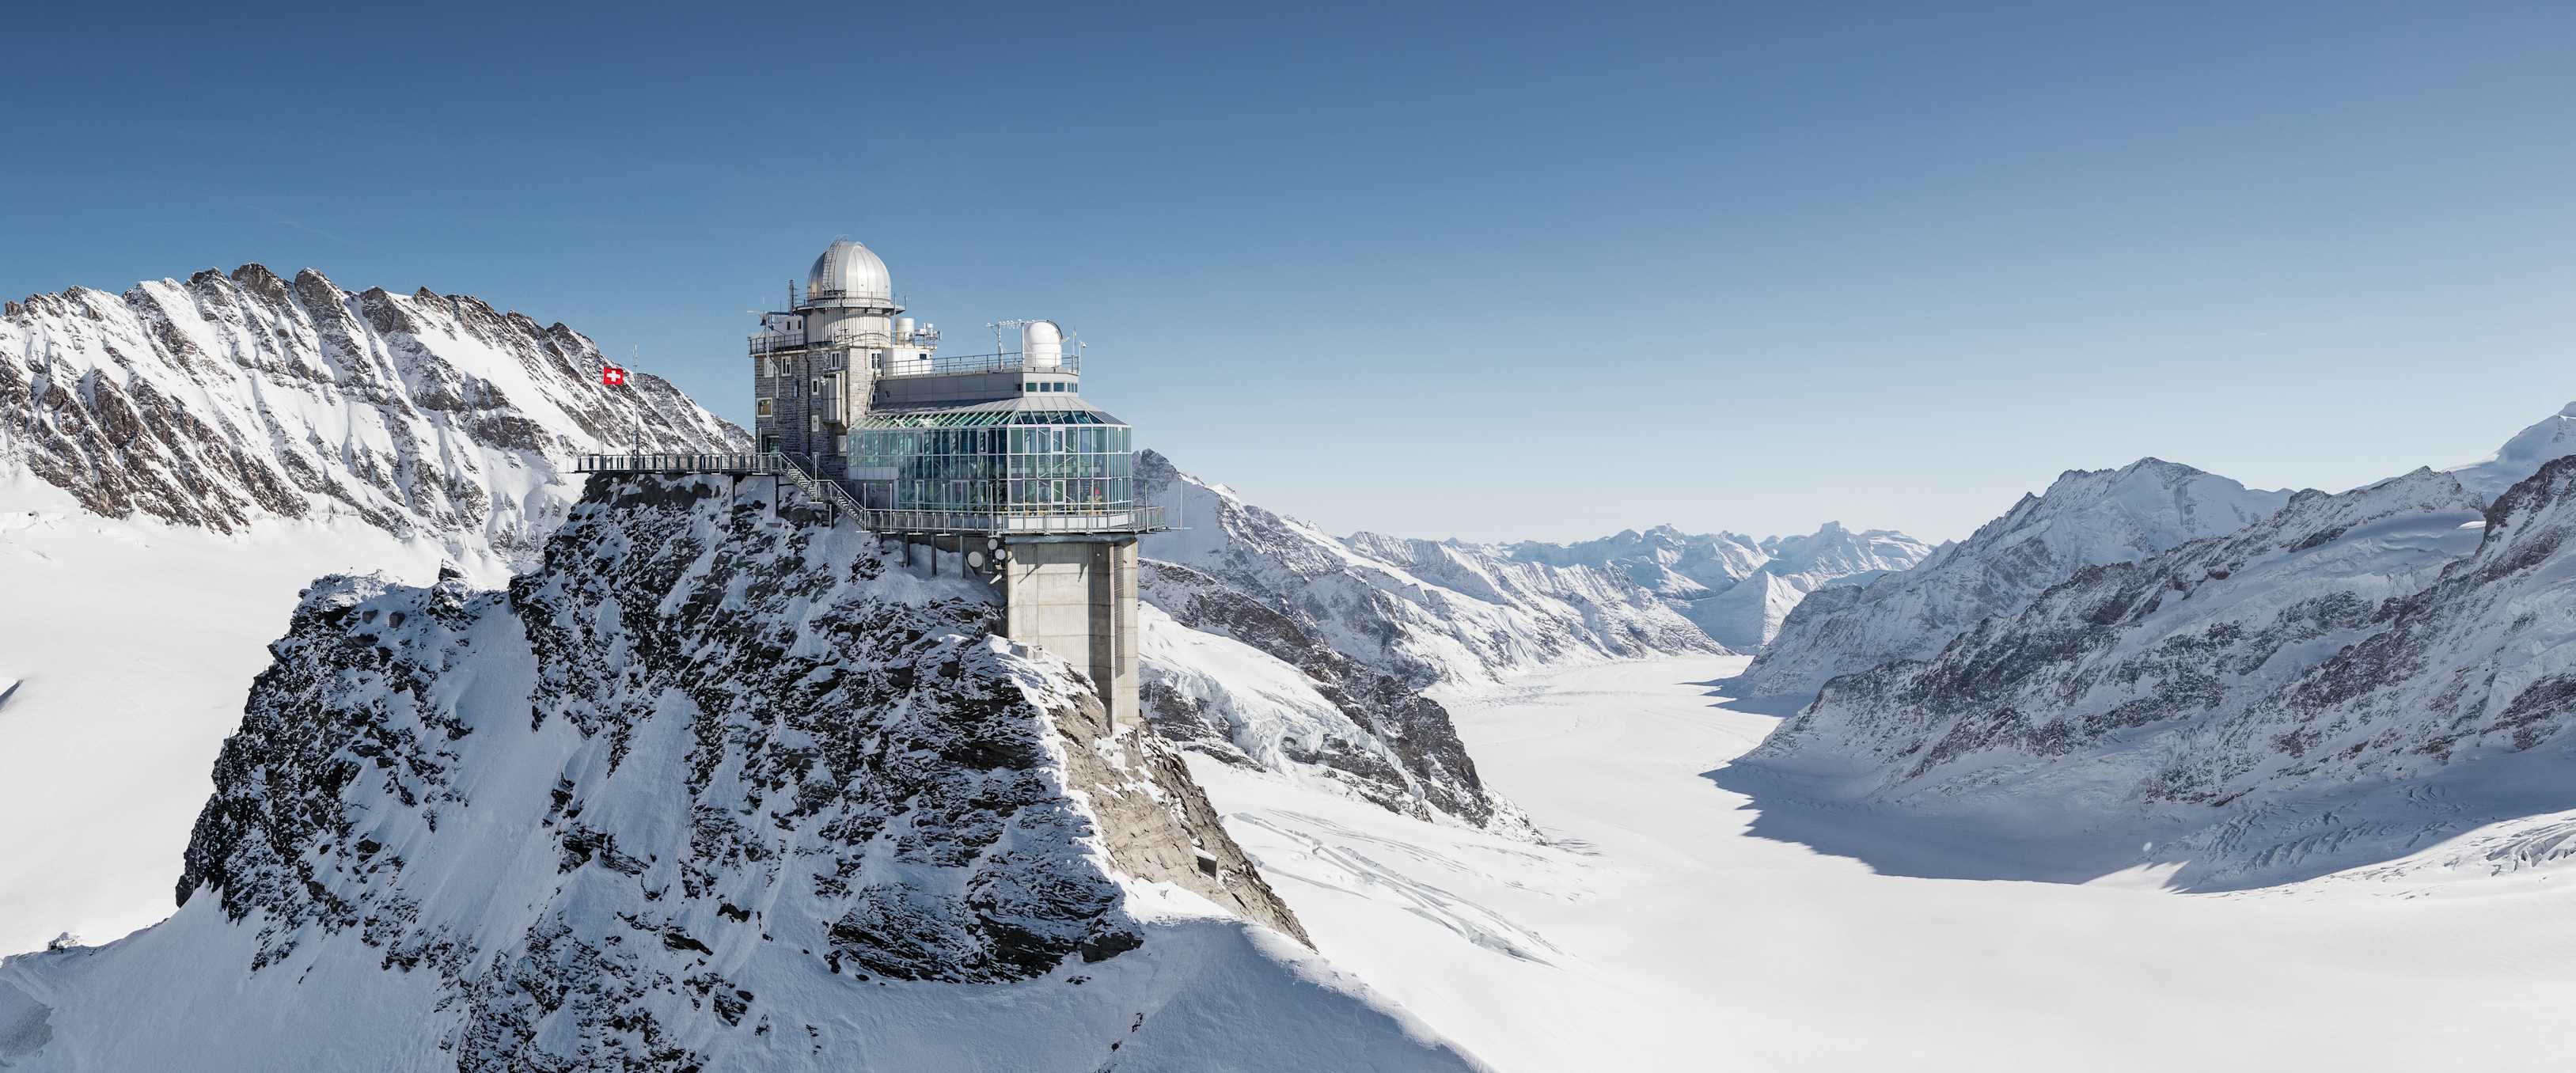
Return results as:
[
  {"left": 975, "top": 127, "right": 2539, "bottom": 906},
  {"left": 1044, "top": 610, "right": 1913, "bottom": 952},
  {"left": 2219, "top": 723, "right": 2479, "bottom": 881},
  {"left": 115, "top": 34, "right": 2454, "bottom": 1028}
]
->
[{"left": 1001, "top": 538, "right": 1139, "bottom": 726}]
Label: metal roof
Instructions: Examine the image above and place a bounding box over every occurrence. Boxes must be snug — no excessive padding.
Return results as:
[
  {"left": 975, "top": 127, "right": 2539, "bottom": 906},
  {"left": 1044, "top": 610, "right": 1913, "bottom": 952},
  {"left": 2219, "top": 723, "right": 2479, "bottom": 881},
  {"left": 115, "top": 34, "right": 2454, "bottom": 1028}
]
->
[
  {"left": 806, "top": 239, "right": 893, "bottom": 305},
  {"left": 852, "top": 395, "right": 1126, "bottom": 428}
]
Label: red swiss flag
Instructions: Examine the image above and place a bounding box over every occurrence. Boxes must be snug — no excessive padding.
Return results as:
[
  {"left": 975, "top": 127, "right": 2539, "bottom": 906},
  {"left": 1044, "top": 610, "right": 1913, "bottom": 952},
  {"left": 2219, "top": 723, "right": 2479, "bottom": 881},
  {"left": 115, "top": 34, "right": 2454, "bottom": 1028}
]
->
[{"left": 601, "top": 364, "right": 628, "bottom": 387}]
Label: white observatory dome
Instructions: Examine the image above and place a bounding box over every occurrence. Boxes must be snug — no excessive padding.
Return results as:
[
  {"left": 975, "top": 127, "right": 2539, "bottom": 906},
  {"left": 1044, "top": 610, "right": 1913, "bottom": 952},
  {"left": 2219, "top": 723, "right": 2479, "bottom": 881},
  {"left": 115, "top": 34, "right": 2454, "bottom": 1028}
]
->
[{"left": 806, "top": 239, "right": 893, "bottom": 305}]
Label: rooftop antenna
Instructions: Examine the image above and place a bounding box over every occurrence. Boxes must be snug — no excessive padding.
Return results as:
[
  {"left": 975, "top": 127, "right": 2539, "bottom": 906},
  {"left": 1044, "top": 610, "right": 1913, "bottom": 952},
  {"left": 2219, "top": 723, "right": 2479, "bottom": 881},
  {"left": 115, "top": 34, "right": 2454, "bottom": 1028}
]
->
[{"left": 989, "top": 318, "right": 1035, "bottom": 356}]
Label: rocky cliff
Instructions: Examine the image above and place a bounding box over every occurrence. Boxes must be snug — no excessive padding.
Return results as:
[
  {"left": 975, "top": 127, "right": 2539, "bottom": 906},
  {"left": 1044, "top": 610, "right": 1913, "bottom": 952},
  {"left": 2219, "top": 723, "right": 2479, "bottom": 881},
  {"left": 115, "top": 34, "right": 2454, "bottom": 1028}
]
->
[
  {"left": 1138, "top": 561, "right": 1531, "bottom": 834},
  {"left": 0, "top": 476, "right": 1483, "bottom": 1071}
]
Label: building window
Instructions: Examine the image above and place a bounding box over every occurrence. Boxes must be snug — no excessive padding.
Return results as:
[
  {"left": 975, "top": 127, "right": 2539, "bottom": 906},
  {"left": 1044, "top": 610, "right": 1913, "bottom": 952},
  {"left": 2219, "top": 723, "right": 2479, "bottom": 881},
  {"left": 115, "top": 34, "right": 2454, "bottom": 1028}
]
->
[{"left": 756, "top": 398, "right": 774, "bottom": 418}]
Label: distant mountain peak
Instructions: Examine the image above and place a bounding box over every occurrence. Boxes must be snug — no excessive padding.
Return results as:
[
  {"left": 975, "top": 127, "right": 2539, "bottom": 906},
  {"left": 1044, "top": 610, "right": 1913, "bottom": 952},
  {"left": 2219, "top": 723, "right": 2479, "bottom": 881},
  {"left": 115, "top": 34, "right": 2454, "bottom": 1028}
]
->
[
  {"left": 2450, "top": 400, "right": 2576, "bottom": 504},
  {"left": 2, "top": 264, "right": 744, "bottom": 569},
  {"left": 1739, "top": 457, "right": 2290, "bottom": 697}
]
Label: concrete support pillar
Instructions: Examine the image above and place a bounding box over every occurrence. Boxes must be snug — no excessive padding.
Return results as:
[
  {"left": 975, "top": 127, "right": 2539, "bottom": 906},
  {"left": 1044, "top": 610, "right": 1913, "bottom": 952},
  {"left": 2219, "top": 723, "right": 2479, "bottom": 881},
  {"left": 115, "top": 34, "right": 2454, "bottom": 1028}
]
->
[{"left": 999, "top": 537, "right": 1140, "bottom": 726}]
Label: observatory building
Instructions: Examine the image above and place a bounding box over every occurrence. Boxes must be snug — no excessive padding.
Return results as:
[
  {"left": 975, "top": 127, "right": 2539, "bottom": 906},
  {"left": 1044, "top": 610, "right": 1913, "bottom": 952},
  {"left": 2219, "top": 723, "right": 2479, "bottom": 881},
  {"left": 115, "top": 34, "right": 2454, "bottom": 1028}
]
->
[{"left": 739, "top": 238, "right": 1162, "bottom": 721}]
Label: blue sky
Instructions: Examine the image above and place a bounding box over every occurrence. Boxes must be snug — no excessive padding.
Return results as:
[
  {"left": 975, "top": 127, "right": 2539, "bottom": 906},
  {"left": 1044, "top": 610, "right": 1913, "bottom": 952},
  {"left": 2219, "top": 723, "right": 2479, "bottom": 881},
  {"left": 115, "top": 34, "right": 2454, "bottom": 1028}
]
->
[{"left": 6, "top": 2, "right": 2574, "bottom": 542}]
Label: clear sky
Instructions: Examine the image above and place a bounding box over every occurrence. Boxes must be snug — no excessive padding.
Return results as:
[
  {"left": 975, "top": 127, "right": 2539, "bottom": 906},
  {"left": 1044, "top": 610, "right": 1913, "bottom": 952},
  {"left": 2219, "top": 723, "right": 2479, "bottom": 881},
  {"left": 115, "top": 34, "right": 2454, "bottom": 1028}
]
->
[{"left": 6, "top": 2, "right": 2573, "bottom": 543}]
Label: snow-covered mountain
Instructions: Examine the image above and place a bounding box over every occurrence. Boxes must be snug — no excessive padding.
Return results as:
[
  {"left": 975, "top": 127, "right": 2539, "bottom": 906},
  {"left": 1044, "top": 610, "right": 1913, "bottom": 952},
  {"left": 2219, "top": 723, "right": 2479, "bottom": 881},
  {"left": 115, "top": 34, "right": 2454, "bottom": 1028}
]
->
[
  {"left": 2449, "top": 400, "right": 2576, "bottom": 503},
  {"left": 0, "top": 265, "right": 746, "bottom": 957},
  {"left": 1138, "top": 561, "right": 1532, "bottom": 835},
  {"left": 2, "top": 264, "right": 742, "bottom": 571},
  {"left": 1137, "top": 451, "right": 1721, "bottom": 688},
  {"left": 1736, "top": 458, "right": 2293, "bottom": 698},
  {"left": 1743, "top": 470, "right": 2482, "bottom": 811},
  {"left": 1506, "top": 522, "right": 1935, "bottom": 650},
  {"left": 0, "top": 476, "right": 1481, "bottom": 1071},
  {"left": 1733, "top": 454, "right": 2576, "bottom": 888}
]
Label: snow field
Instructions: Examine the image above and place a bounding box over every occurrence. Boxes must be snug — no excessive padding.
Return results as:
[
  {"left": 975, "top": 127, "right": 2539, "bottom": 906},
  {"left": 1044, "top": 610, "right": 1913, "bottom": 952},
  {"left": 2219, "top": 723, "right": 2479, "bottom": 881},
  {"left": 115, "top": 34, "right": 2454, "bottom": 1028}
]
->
[{"left": 1197, "top": 655, "right": 2576, "bottom": 1072}]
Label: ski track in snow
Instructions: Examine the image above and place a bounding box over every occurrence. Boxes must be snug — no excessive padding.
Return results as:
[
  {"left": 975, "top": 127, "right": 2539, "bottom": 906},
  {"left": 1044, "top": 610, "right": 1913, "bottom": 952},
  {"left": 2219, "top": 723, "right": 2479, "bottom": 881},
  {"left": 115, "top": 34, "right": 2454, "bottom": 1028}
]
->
[
  {"left": 1229, "top": 811, "right": 1565, "bottom": 965},
  {"left": 1193, "top": 654, "right": 2576, "bottom": 1073}
]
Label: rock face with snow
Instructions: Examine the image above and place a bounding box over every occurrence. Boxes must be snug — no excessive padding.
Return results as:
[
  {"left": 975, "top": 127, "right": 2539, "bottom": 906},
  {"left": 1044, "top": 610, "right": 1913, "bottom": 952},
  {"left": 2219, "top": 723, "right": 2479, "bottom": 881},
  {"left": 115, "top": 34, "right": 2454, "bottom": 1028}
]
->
[
  {"left": 1737, "top": 458, "right": 2293, "bottom": 698},
  {"left": 1508, "top": 522, "right": 1935, "bottom": 650},
  {"left": 1137, "top": 561, "right": 1530, "bottom": 834},
  {"left": 1738, "top": 460, "right": 2576, "bottom": 887},
  {"left": 1746, "top": 470, "right": 2484, "bottom": 799},
  {"left": 0, "top": 476, "right": 1483, "bottom": 1071},
  {"left": 2167, "top": 459, "right": 2576, "bottom": 810},
  {"left": 1139, "top": 451, "right": 1721, "bottom": 688},
  {"left": 1, "top": 266, "right": 742, "bottom": 568}
]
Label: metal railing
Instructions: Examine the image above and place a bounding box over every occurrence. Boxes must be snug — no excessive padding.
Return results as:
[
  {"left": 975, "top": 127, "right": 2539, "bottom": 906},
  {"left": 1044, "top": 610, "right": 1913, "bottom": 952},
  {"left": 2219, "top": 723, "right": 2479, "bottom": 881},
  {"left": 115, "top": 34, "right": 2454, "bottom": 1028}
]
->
[
  {"left": 876, "top": 351, "right": 1080, "bottom": 380},
  {"left": 747, "top": 328, "right": 901, "bottom": 356},
  {"left": 798, "top": 288, "right": 900, "bottom": 309},
  {"left": 577, "top": 452, "right": 783, "bottom": 475},
  {"left": 571, "top": 453, "right": 1163, "bottom": 535}
]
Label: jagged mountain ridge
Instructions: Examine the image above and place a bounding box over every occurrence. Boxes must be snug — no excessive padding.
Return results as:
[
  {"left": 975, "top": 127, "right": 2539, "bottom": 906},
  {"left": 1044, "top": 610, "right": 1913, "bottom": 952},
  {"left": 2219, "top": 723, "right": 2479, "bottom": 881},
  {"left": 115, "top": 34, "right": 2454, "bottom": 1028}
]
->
[
  {"left": 1505, "top": 521, "right": 1936, "bottom": 650},
  {"left": 1138, "top": 451, "right": 1724, "bottom": 688},
  {"left": 1137, "top": 561, "right": 1532, "bottom": 835},
  {"left": 1, "top": 264, "right": 742, "bottom": 568},
  {"left": 0, "top": 475, "right": 1481, "bottom": 1071},
  {"left": 1737, "top": 457, "right": 2293, "bottom": 698},
  {"left": 1733, "top": 457, "right": 2576, "bottom": 888},
  {"left": 1743, "top": 469, "right": 2483, "bottom": 802}
]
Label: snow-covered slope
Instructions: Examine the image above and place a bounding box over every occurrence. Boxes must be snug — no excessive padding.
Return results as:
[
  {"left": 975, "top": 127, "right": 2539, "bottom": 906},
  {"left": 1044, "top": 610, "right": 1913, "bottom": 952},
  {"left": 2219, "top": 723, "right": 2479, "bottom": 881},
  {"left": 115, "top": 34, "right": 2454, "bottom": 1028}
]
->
[
  {"left": 1735, "top": 457, "right": 2576, "bottom": 888},
  {"left": 1743, "top": 471, "right": 2483, "bottom": 804},
  {"left": 1507, "top": 522, "right": 1935, "bottom": 650},
  {"left": 2449, "top": 400, "right": 2576, "bottom": 504},
  {"left": 0, "top": 475, "right": 1482, "bottom": 1071},
  {"left": 2, "top": 265, "right": 742, "bottom": 571},
  {"left": 1137, "top": 451, "right": 1720, "bottom": 687},
  {"left": 1138, "top": 561, "right": 1532, "bottom": 835},
  {"left": 1737, "top": 458, "right": 2293, "bottom": 698}
]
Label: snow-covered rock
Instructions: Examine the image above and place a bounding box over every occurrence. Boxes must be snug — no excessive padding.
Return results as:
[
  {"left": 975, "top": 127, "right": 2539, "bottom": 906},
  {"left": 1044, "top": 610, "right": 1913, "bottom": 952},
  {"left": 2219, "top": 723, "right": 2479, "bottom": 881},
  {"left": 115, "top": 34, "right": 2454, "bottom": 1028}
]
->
[
  {"left": 1745, "top": 469, "right": 2484, "bottom": 802},
  {"left": 1506, "top": 522, "right": 1935, "bottom": 650},
  {"left": 1736, "top": 458, "right": 2576, "bottom": 887},
  {"left": 2449, "top": 400, "right": 2576, "bottom": 504},
  {"left": 1737, "top": 458, "right": 2293, "bottom": 698},
  {"left": 1138, "top": 561, "right": 1533, "bottom": 835},
  {"left": 0, "top": 264, "right": 748, "bottom": 956},
  {"left": 1, "top": 265, "right": 742, "bottom": 571},
  {"left": 0, "top": 475, "right": 1483, "bottom": 1071},
  {"left": 1138, "top": 451, "right": 1721, "bottom": 688}
]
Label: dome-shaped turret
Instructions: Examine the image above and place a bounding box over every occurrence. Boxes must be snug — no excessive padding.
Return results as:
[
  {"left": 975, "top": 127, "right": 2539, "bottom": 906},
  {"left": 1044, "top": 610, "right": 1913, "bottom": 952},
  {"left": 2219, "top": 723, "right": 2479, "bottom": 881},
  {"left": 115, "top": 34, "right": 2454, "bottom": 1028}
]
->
[{"left": 805, "top": 239, "right": 893, "bottom": 307}]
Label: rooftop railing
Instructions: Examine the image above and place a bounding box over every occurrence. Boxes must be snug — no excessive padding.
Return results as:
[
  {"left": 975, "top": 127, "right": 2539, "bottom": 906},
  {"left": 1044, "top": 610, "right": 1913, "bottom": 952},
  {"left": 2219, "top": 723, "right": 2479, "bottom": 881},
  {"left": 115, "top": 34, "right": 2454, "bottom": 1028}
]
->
[
  {"left": 798, "top": 288, "right": 900, "bottom": 309},
  {"left": 746, "top": 328, "right": 899, "bottom": 356},
  {"left": 877, "top": 351, "right": 1080, "bottom": 379}
]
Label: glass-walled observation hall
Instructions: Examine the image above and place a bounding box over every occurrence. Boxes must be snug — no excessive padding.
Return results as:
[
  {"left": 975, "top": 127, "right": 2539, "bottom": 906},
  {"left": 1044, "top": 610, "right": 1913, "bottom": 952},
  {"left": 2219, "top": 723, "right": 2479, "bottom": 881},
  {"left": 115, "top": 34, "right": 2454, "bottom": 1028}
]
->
[{"left": 843, "top": 397, "right": 1143, "bottom": 531}]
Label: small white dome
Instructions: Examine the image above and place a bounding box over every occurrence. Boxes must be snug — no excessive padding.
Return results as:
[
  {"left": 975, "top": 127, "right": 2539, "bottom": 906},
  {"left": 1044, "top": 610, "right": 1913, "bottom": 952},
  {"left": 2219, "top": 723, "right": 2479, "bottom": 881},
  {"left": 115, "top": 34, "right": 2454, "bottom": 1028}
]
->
[{"left": 806, "top": 239, "right": 892, "bottom": 305}]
